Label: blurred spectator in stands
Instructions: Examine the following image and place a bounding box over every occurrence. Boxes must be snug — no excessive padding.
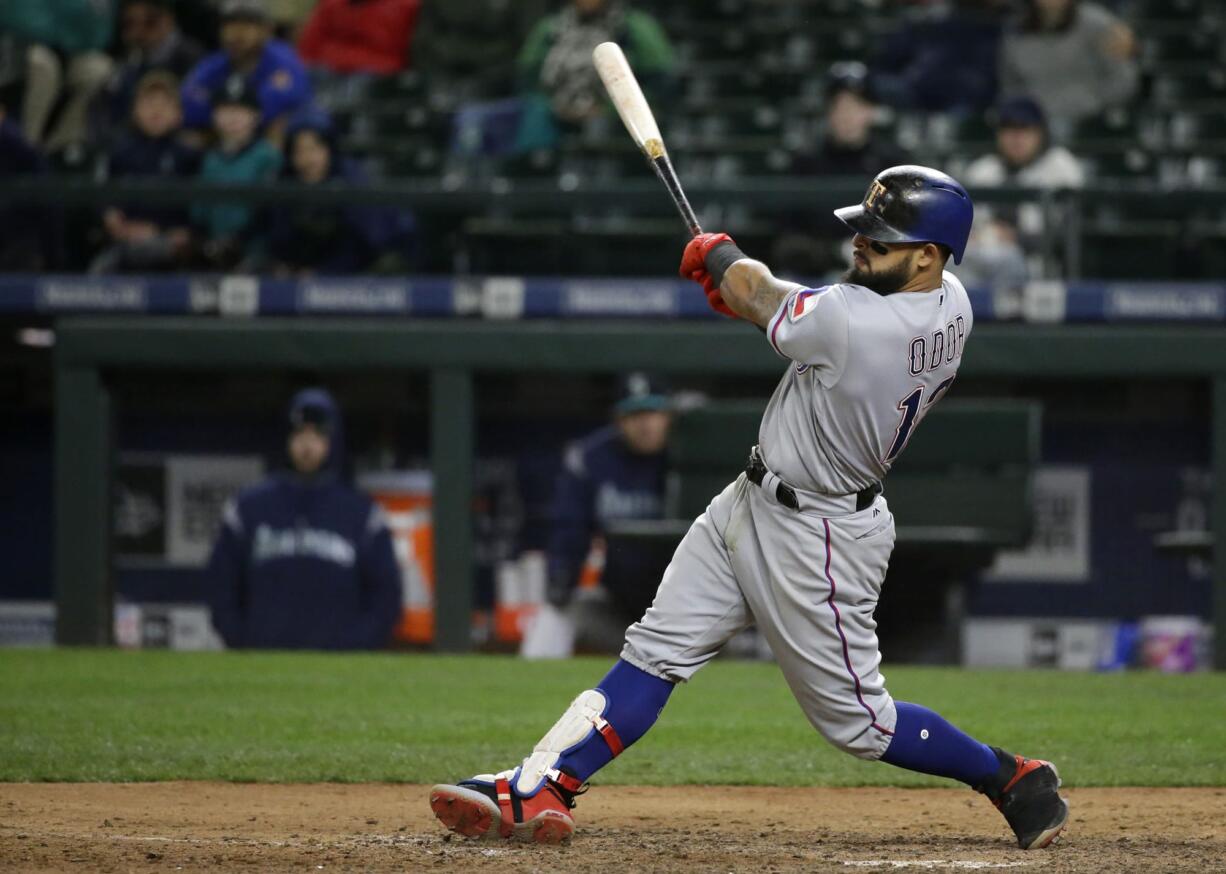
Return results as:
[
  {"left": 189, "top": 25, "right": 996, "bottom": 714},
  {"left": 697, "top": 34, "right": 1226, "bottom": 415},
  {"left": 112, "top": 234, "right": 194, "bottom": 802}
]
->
[
  {"left": 1000, "top": 0, "right": 1138, "bottom": 132},
  {"left": 413, "top": 0, "right": 548, "bottom": 99},
  {"left": 771, "top": 63, "right": 912, "bottom": 279},
  {"left": 181, "top": 0, "right": 312, "bottom": 141},
  {"left": 190, "top": 73, "right": 282, "bottom": 269},
  {"left": 871, "top": 0, "right": 1006, "bottom": 115},
  {"left": 793, "top": 62, "right": 912, "bottom": 177},
  {"left": 524, "top": 373, "right": 673, "bottom": 657},
  {"left": 959, "top": 96, "right": 1085, "bottom": 294},
  {"left": 298, "top": 0, "right": 420, "bottom": 76},
  {"left": 102, "top": 0, "right": 206, "bottom": 138},
  {"left": 206, "top": 388, "right": 402, "bottom": 650},
  {"left": 0, "top": 102, "right": 51, "bottom": 270},
  {"left": 265, "top": 108, "right": 416, "bottom": 275},
  {"left": 965, "top": 97, "right": 1085, "bottom": 189},
  {"left": 514, "top": 0, "right": 673, "bottom": 151},
  {"left": 0, "top": 0, "right": 116, "bottom": 157},
  {"left": 92, "top": 72, "right": 200, "bottom": 274}
]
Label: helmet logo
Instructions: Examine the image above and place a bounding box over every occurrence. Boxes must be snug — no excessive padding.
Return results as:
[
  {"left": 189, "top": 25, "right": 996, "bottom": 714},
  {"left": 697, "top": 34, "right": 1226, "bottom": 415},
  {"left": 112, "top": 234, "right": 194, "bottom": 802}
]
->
[{"left": 864, "top": 180, "right": 888, "bottom": 210}]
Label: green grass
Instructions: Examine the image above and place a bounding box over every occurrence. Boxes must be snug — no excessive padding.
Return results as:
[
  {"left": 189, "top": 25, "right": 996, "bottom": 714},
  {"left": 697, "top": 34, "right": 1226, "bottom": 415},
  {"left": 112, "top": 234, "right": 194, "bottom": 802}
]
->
[{"left": 0, "top": 650, "right": 1222, "bottom": 787}]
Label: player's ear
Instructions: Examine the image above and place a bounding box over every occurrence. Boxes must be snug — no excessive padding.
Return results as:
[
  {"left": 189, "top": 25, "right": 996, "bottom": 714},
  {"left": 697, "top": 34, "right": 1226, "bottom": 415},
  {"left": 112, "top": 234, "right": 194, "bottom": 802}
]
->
[{"left": 917, "top": 243, "right": 940, "bottom": 269}]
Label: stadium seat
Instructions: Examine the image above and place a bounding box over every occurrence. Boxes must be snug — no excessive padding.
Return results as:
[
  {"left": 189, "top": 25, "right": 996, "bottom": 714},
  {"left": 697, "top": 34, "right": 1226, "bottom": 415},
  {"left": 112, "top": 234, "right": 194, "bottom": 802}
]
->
[
  {"left": 1072, "top": 108, "right": 1141, "bottom": 150},
  {"left": 1126, "top": 0, "right": 1209, "bottom": 22},
  {"left": 684, "top": 63, "right": 765, "bottom": 103},
  {"left": 376, "top": 142, "right": 445, "bottom": 177},
  {"left": 951, "top": 113, "right": 996, "bottom": 152},
  {"left": 1088, "top": 148, "right": 1157, "bottom": 180},
  {"left": 806, "top": 26, "right": 874, "bottom": 63},
  {"left": 1150, "top": 69, "right": 1226, "bottom": 107},
  {"left": 1140, "top": 28, "right": 1222, "bottom": 66},
  {"left": 1168, "top": 109, "right": 1226, "bottom": 154},
  {"left": 736, "top": 148, "right": 796, "bottom": 176},
  {"left": 497, "top": 149, "right": 560, "bottom": 180},
  {"left": 365, "top": 70, "right": 426, "bottom": 102}
]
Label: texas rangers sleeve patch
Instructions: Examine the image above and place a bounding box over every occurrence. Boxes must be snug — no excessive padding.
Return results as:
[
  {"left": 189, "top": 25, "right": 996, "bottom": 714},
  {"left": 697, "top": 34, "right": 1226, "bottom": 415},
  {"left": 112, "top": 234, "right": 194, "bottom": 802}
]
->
[{"left": 788, "top": 288, "right": 828, "bottom": 323}]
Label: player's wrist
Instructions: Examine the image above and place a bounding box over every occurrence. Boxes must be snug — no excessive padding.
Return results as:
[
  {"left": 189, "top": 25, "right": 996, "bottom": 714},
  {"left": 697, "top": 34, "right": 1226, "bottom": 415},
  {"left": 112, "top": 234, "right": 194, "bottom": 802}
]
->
[{"left": 704, "top": 240, "right": 748, "bottom": 287}]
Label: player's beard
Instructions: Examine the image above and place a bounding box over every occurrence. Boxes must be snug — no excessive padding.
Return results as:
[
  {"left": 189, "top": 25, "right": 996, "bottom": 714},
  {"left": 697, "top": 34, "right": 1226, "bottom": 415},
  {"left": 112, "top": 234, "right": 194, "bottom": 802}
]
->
[{"left": 842, "top": 257, "right": 913, "bottom": 296}]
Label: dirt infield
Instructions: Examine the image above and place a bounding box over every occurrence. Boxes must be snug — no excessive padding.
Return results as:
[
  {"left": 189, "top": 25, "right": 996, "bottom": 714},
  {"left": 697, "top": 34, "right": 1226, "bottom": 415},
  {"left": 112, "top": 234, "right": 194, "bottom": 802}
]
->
[{"left": 1, "top": 783, "right": 1223, "bottom": 873}]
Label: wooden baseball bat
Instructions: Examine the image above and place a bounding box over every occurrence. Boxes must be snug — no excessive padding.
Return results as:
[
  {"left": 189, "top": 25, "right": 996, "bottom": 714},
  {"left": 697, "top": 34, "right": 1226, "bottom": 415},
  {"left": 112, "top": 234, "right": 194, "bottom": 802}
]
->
[{"left": 593, "top": 41, "right": 703, "bottom": 238}]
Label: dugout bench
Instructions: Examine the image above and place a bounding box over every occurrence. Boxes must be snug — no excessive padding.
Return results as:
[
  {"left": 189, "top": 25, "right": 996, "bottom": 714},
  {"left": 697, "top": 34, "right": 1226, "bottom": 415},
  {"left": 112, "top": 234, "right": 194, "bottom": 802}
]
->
[{"left": 611, "top": 398, "right": 1042, "bottom": 662}]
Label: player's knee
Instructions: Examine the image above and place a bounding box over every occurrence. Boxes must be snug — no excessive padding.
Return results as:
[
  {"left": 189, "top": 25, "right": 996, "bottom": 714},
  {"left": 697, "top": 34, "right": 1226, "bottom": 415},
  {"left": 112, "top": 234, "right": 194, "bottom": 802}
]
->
[
  {"left": 618, "top": 640, "right": 688, "bottom": 684},
  {"left": 809, "top": 696, "right": 896, "bottom": 760},
  {"left": 813, "top": 720, "right": 885, "bottom": 760},
  {"left": 837, "top": 730, "right": 890, "bottom": 760}
]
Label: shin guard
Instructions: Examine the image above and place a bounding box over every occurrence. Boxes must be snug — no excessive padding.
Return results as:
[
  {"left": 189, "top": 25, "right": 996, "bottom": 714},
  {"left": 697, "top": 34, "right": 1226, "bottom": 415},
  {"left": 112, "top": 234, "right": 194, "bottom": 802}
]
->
[{"left": 514, "top": 660, "right": 674, "bottom": 797}]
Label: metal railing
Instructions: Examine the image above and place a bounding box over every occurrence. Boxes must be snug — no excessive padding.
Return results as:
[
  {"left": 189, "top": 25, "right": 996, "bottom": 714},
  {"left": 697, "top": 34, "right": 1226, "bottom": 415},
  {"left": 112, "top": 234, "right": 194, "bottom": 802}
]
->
[{"left": 3, "top": 176, "right": 1224, "bottom": 280}]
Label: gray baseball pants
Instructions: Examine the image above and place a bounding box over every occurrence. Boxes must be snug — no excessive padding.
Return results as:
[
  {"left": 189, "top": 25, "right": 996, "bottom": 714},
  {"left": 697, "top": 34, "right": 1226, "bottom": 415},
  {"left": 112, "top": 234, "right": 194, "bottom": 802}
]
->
[{"left": 621, "top": 473, "right": 898, "bottom": 759}]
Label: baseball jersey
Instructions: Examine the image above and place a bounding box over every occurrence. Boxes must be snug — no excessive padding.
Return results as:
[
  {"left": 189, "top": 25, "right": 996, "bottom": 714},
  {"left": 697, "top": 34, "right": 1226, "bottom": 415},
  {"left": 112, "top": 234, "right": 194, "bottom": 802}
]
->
[{"left": 758, "top": 270, "right": 973, "bottom": 496}]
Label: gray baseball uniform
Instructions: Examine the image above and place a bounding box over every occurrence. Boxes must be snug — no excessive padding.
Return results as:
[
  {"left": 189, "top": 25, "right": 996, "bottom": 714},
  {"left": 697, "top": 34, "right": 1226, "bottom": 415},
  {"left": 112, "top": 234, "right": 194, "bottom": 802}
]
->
[{"left": 621, "top": 271, "right": 973, "bottom": 759}]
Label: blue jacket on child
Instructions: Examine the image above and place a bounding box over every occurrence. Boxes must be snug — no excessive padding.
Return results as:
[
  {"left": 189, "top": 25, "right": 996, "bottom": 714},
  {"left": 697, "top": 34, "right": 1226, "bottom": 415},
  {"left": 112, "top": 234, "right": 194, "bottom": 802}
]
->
[{"left": 206, "top": 389, "right": 402, "bottom": 649}]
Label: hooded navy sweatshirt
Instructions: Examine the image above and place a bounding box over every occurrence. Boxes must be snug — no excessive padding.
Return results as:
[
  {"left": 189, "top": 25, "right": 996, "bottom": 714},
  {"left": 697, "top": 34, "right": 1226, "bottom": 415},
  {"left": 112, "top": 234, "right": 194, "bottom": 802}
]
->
[{"left": 206, "top": 388, "right": 402, "bottom": 649}]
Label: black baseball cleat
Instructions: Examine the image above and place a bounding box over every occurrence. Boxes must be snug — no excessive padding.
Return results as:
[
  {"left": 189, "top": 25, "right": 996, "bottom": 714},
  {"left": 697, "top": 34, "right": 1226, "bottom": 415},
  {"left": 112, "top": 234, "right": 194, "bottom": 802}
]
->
[{"left": 976, "top": 747, "right": 1069, "bottom": 849}]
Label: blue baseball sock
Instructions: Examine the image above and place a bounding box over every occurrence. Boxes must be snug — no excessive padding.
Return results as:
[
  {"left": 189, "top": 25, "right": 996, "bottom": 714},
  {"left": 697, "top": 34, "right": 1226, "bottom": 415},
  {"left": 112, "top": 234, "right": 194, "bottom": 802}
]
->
[
  {"left": 880, "top": 701, "right": 1000, "bottom": 786},
  {"left": 554, "top": 659, "right": 675, "bottom": 783}
]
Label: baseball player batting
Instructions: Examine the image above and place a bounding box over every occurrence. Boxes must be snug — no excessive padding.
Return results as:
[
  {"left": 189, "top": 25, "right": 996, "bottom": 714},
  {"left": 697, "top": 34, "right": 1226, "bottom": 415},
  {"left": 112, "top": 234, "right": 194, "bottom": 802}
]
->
[{"left": 429, "top": 166, "right": 1069, "bottom": 850}]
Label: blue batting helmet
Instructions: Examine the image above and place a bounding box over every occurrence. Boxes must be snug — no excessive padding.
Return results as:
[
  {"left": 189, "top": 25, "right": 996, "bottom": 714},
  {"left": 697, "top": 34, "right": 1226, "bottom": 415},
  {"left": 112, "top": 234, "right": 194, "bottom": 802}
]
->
[{"left": 833, "top": 165, "right": 974, "bottom": 264}]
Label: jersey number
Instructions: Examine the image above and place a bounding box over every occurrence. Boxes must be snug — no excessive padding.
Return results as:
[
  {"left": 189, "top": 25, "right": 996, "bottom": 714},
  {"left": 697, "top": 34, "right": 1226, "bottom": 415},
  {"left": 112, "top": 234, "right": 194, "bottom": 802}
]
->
[{"left": 883, "top": 376, "right": 956, "bottom": 464}]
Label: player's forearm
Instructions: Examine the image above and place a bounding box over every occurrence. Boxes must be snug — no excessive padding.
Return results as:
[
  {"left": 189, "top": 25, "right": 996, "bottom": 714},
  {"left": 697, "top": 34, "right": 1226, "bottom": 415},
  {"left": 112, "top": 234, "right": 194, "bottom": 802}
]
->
[{"left": 719, "top": 259, "right": 802, "bottom": 328}]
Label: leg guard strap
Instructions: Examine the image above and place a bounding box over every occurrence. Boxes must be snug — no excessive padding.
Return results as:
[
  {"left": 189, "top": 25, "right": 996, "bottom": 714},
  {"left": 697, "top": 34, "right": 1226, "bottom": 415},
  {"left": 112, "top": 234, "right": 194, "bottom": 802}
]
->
[
  {"left": 494, "top": 776, "right": 515, "bottom": 837},
  {"left": 594, "top": 716, "right": 624, "bottom": 757},
  {"left": 546, "top": 768, "right": 585, "bottom": 793}
]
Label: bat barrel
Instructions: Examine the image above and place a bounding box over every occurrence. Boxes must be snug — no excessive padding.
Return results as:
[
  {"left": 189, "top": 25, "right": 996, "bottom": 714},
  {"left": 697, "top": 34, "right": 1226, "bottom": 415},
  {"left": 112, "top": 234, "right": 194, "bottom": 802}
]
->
[{"left": 594, "top": 41, "right": 701, "bottom": 238}]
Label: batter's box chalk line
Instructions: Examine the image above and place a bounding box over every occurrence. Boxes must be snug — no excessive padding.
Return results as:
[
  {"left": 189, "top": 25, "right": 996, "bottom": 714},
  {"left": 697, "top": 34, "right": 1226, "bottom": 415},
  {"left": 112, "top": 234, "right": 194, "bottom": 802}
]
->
[{"left": 842, "top": 862, "right": 1036, "bottom": 870}]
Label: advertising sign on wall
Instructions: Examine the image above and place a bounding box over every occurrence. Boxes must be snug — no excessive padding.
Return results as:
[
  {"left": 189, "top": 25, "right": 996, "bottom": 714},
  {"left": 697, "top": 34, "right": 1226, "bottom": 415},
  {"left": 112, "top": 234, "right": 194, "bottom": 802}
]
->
[{"left": 115, "top": 454, "right": 264, "bottom": 568}]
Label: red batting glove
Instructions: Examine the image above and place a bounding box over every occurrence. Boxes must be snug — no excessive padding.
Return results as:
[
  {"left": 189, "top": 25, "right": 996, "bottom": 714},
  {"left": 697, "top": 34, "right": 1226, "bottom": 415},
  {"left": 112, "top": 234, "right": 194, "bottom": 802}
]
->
[
  {"left": 679, "top": 232, "right": 734, "bottom": 280},
  {"left": 701, "top": 273, "right": 739, "bottom": 319},
  {"left": 681, "top": 233, "right": 740, "bottom": 319}
]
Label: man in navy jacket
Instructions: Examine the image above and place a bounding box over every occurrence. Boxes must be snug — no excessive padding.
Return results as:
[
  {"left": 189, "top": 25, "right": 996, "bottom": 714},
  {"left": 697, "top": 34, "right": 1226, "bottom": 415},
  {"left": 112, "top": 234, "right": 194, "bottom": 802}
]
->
[
  {"left": 206, "top": 388, "right": 402, "bottom": 650},
  {"left": 540, "top": 373, "right": 673, "bottom": 652}
]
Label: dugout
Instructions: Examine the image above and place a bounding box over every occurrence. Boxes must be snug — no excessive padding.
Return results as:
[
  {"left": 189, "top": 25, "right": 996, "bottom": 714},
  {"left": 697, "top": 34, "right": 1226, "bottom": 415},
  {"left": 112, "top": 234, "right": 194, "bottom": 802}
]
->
[{"left": 50, "top": 318, "right": 1226, "bottom": 667}]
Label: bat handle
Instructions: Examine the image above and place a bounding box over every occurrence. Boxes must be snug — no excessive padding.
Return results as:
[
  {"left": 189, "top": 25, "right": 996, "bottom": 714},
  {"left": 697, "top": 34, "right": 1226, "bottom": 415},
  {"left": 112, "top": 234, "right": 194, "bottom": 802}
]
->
[
  {"left": 650, "top": 154, "right": 702, "bottom": 237},
  {"left": 677, "top": 195, "right": 703, "bottom": 238}
]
